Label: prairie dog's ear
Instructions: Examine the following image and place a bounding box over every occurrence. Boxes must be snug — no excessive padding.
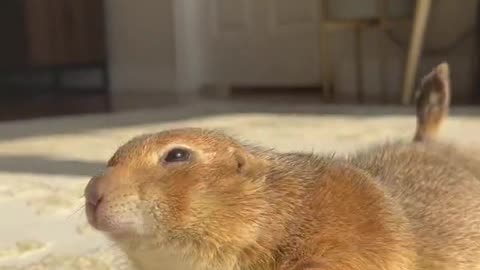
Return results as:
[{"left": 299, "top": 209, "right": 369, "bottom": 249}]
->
[
  {"left": 233, "top": 149, "right": 248, "bottom": 173},
  {"left": 228, "top": 147, "right": 266, "bottom": 178}
]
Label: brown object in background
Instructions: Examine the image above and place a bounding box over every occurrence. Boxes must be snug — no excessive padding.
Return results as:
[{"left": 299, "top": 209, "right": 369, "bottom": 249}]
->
[
  {"left": 475, "top": 0, "right": 480, "bottom": 102},
  {"left": 0, "top": 0, "right": 110, "bottom": 122},
  {"left": 0, "top": 1, "right": 29, "bottom": 68},
  {"left": 0, "top": 0, "right": 106, "bottom": 68}
]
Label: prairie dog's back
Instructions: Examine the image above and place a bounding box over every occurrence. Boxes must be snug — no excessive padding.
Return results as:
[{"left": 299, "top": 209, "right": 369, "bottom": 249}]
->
[{"left": 351, "top": 142, "right": 480, "bottom": 269}]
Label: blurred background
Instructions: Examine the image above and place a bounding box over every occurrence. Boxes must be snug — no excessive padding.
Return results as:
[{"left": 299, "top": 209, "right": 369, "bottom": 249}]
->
[{"left": 1, "top": 0, "right": 479, "bottom": 121}]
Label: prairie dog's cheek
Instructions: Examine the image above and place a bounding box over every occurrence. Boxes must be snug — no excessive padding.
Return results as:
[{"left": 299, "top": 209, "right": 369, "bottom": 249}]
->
[{"left": 136, "top": 185, "right": 172, "bottom": 227}]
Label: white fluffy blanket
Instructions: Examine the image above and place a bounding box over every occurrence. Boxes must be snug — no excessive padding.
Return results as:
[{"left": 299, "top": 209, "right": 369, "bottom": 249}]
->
[{"left": 0, "top": 105, "right": 478, "bottom": 269}]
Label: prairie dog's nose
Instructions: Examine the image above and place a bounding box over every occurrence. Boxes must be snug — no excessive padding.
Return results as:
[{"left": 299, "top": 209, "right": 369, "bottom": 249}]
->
[
  {"left": 84, "top": 166, "right": 129, "bottom": 206},
  {"left": 84, "top": 173, "right": 107, "bottom": 227},
  {"left": 85, "top": 175, "right": 104, "bottom": 207}
]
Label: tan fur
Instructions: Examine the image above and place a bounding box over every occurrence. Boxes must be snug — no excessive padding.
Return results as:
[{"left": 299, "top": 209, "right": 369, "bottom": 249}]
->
[
  {"left": 350, "top": 142, "right": 480, "bottom": 270},
  {"left": 413, "top": 62, "right": 450, "bottom": 142},
  {"left": 84, "top": 129, "right": 480, "bottom": 270},
  {"left": 84, "top": 64, "right": 480, "bottom": 270}
]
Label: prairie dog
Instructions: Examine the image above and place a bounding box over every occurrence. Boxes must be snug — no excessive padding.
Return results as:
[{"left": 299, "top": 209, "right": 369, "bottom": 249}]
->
[{"left": 84, "top": 63, "right": 480, "bottom": 269}]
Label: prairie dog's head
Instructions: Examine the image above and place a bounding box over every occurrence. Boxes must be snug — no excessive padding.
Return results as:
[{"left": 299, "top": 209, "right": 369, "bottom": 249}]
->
[{"left": 84, "top": 128, "right": 269, "bottom": 255}]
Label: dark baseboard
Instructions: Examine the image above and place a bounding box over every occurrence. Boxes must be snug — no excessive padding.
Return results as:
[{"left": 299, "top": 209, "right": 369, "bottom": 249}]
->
[
  {"left": 0, "top": 93, "right": 110, "bottom": 121},
  {"left": 229, "top": 84, "right": 325, "bottom": 97}
]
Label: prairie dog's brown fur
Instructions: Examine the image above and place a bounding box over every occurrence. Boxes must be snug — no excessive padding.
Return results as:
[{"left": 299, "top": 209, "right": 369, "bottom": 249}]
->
[
  {"left": 413, "top": 62, "right": 450, "bottom": 142},
  {"left": 84, "top": 64, "right": 480, "bottom": 270}
]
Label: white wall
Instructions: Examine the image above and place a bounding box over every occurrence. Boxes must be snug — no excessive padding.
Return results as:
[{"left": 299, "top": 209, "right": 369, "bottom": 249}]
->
[
  {"left": 173, "top": 0, "right": 211, "bottom": 93},
  {"left": 105, "top": 0, "right": 175, "bottom": 93},
  {"left": 104, "top": 0, "right": 478, "bottom": 102}
]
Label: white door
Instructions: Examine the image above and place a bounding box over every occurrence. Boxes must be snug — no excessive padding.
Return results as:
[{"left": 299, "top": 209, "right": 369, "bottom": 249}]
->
[{"left": 175, "top": 0, "right": 322, "bottom": 92}]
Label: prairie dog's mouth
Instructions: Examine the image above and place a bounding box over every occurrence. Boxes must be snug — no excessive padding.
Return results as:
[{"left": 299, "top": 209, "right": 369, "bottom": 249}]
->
[
  {"left": 85, "top": 200, "right": 98, "bottom": 228},
  {"left": 84, "top": 199, "right": 140, "bottom": 237}
]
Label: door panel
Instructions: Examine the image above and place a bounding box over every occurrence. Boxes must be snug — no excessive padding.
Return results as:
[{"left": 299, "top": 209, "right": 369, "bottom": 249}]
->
[
  {"left": 24, "top": 0, "right": 105, "bottom": 66},
  {"left": 268, "top": 0, "right": 318, "bottom": 33},
  {"left": 24, "top": 0, "right": 56, "bottom": 66},
  {"left": 206, "top": 0, "right": 321, "bottom": 85},
  {"left": 210, "top": 0, "right": 251, "bottom": 36},
  {"left": 0, "top": 0, "right": 28, "bottom": 68}
]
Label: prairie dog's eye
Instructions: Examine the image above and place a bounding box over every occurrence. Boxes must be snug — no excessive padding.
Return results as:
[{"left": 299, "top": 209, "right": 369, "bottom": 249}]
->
[{"left": 164, "top": 148, "right": 191, "bottom": 163}]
